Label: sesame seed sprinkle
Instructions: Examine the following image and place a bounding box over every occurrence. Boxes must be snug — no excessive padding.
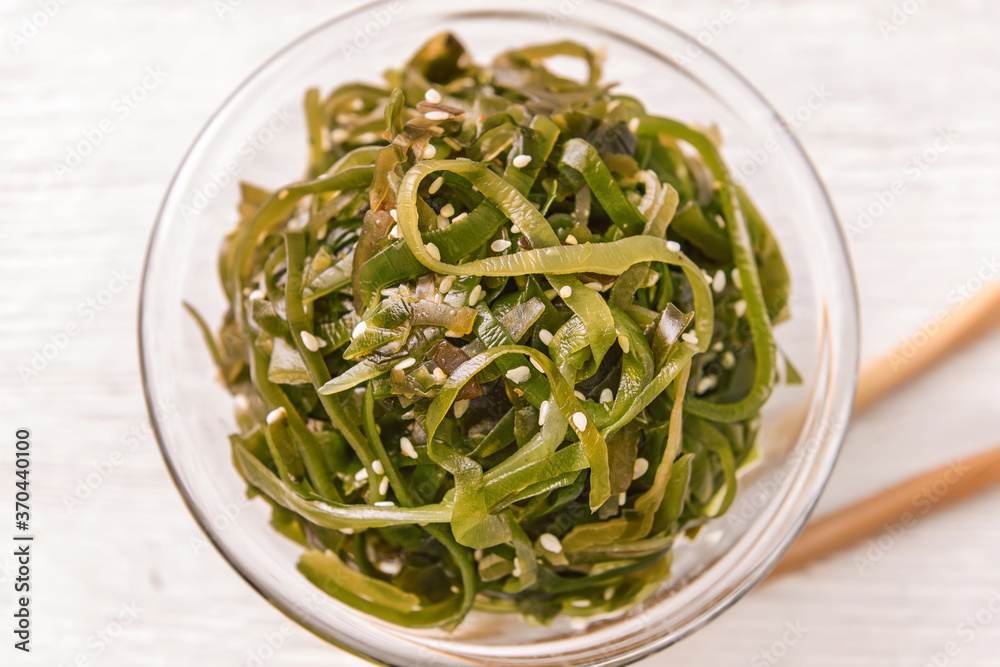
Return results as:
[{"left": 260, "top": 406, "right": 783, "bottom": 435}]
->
[
  {"left": 565, "top": 234, "right": 578, "bottom": 245},
  {"left": 300, "top": 330, "right": 320, "bottom": 353},
  {"left": 428, "top": 176, "right": 444, "bottom": 195},
  {"left": 505, "top": 366, "right": 531, "bottom": 384},
  {"left": 265, "top": 407, "right": 286, "bottom": 425},
  {"left": 539, "top": 329, "right": 553, "bottom": 345},
  {"left": 424, "top": 88, "right": 442, "bottom": 103},
  {"left": 572, "top": 412, "right": 588, "bottom": 431},
  {"left": 559, "top": 285, "right": 573, "bottom": 299},
  {"left": 372, "top": 460, "right": 384, "bottom": 475},
  {"left": 539, "top": 533, "right": 563, "bottom": 553},
  {"left": 600, "top": 388, "right": 614, "bottom": 404},
  {"left": 355, "top": 467, "right": 368, "bottom": 482},
  {"left": 425, "top": 242, "right": 441, "bottom": 261},
  {"left": 491, "top": 238, "right": 512, "bottom": 252},
  {"left": 538, "top": 400, "right": 550, "bottom": 426},
  {"left": 618, "top": 335, "right": 630, "bottom": 354},
  {"left": 628, "top": 117, "right": 640, "bottom": 133},
  {"left": 666, "top": 240, "right": 681, "bottom": 252},
  {"left": 379, "top": 475, "right": 389, "bottom": 495},
  {"left": 512, "top": 154, "right": 532, "bottom": 168},
  {"left": 632, "top": 458, "right": 649, "bottom": 479},
  {"left": 734, "top": 300, "right": 747, "bottom": 317},
  {"left": 400, "top": 437, "right": 418, "bottom": 459},
  {"left": 440, "top": 203, "right": 455, "bottom": 218},
  {"left": 713, "top": 269, "right": 727, "bottom": 293},
  {"left": 439, "top": 275, "right": 456, "bottom": 293},
  {"left": 529, "top": 357, "right": 546, "bottom": 374},
  {"left": 422, "top": 143, "right": 436, "bottom": 159},
  {"left": 468, "top": 284, "right": 482, "bottom": 306},
  {"left": 453, "top": 399, "right": 470, "bottom": 418},
  {"left": 681, "top": 332, "right": 699, "bottom": 345},
  {"left": 424, "top": 110, "right": 450, "bottom": 120},
  {"left": 374, "top": 500, "right": 394, "bottom": 507},
  {"left": 351, "top": 321, "right": 367, "bottom": 339},
  {"left": 394, "top": 358, "right": 416, "bottom": 371}
]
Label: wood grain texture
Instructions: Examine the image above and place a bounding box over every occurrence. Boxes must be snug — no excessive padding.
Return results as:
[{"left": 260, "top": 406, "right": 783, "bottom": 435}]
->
[{"left": 1, "top": 1, "right": 998, "bottom": 665}]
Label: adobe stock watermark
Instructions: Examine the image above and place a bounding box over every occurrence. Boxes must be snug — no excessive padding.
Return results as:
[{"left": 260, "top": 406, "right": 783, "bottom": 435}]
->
[
  {"left": 52, "top": 65, "right": 169, "bottom": 181},
  {"left": 877, "top": 0, "right": 931, "bottom": 39},
  {"left": 213, "top": 0, "right": 243, "bottom": 20},
  {"left": 339, "top": 1, "right": 408, "bottom": 62},
  {"left": 7, "top": 0, "right": 72, "bottom": 53},
  {"left": 853, "top": 459, "right": 969, "bottom": 574},
  {"left": 846, "top": 125, "right": 959, "bottom": 241},
  {"left": 546, "top": 0, "right": 586, "bottom": 28},
  {"left": 179, "top": 107, "right": 293, "bottom": 223},
  {"left": 674, "top": 0, "right": 752, "bottom": 67},
  {"left": 60, "top": 398, "right": 177, "bottom": 516},
  {"left": 17, "top": 268, "right": 136, "bottom": 385},
  {"left": 887, "top": 254, "right": 999, "bottom": 372},
  {"left": 727, "top": 419, "right": 845, "bottom": 532},
  {"left": 750, "top": 620, "right": 809, "bottom": 666},
  {"left": 57, "top": 601, "right": 144, "bottom": 667},
  {"left": 733, "top": 85, "right": 833, "bottom": 185},
  {"left": 188, "top": 492, "right": 254, "bottom": 556},
  {"left": 923, "top": 590, "right": 1000, "bottom": 667}
]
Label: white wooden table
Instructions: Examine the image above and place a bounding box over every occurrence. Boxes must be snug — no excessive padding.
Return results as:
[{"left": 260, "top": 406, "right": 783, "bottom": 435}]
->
[{"left": 2, "top": 1, "right": 999, "bottom": 664}]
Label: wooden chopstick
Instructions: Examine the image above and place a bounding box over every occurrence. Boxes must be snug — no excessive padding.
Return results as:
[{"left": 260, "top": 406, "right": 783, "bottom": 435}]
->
[
  {"left": 768, "top": 280, "right": 1000, "bottom": 579},
  {"left": 853, "top": 280, "right": 1000, "bottom": 414}
]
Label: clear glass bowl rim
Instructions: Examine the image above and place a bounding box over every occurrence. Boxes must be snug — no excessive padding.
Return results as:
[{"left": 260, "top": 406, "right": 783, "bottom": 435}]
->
[{"left": 139, "top": 1, "right": 860, "bottom": 665}]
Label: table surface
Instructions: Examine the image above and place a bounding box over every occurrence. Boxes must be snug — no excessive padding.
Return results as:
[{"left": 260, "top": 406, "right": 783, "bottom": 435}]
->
[{"left": 2, "top": 1, "right": 999, "bottom": 665}]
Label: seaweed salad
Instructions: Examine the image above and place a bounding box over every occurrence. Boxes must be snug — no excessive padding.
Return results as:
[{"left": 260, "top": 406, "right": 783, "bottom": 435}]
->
[{"left": 191, "top": 33, "right": 793, "bottom": 629}]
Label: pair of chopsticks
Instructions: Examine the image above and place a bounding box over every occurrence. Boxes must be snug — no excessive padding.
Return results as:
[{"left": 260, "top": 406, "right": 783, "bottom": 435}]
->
[{"left": 768, "top": 281, "right": 1000, "bottom": 579}]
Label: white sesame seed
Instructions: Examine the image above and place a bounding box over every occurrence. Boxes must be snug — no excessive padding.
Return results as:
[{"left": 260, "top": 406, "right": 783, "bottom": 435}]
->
[
  {"left": 681, "top": 332, "right": 699, "bottom": 345},
  {"left": 379, "top": 475, "right": 390, "bottom": 495},
  {"left": 234, "top": 394, "right": 250, "bottom": 411},
  {"left": 389, "top": 225, "right": 401, "bottom": 239},
  {"left": 265, "top": 406, "right": 286, "bottom": 425},
  {"left": 604, "top": 586, "right": 616, "bottom": 601},
  {"left": 389, "top": 208, "right": 398, "bottom": 221},
  {"left": 539, "top": 533, "right": 563, "bottom": 553},
  {"left": 357, "top": 132, "right": 378, "bottom": 144},
  {"left": 422, "top": 143, "right": 437, "bottom": 159},
  {"left": 490, "top": 238, "right": 512, "bottom": 252},
  {"left": 696, "top": 376, "right": 718, "bottom": 395},
  {"left": 628, "top": 117, "right": 640, "bottom": 133},
  {"left": 505, "top": 366, "right": 531, "bottom": 384},
  {"left": 440, "top": 203, "right": 455, "bottom": 218},
  {"left": 539, "top": 329, "right": 553, "bottom": 346},
  {"left": 394, "top": 358, "right": 416, "bottom": 371},
  {"left": 468, "top": 284, "right": 482, "bottom": 306},
  {"left": 339, "top": 528, "right": 354, "bottom": 535},
  {"left": 565, "top": 234, "right": 578, "bottom": 245},
  {"left": 425, "top": 242, "right": 441, "bottom": 261},
  {"left": 300, "top": 330, "right": 320, "bottom": 352},
  {"left": 712, "top": 341, "right": 724, "bottom": 352},
  {"left": 474, "top": 549, "right": 483, "bottom": 561},
  {"left": 453, "top": 212, "right": 468, "bottom": 222},
  {"left": 538, "top": 400, "right": 550, "bottom": 426},
  {"left": 512, "top": 154, "right": 532, "bottom": 168},
  {"left": 715, "top": 214, "right": 726, "bottom": 228},
  {"left": 734, "top": 300, "right": 747, "bottom": 317},
  {"left": 572, "top": 412, "right": 588, "bottom": 431},
  {"left": 666, "top": 240, "right": 681, "bottom": 252},
  {"left": 618, "top": 492, "right": 627, "bottom": 506},
  {"left": 453, "top": 399, "right": 470, "bottom": 418},
  {"left": 400, "top": 437, "right": 418, "bottom": 459},
  {"left": 574, "top": 390, "right": 586, "bottom": 401},
  {"left": 713, "top": 269, "right": 727, "bottom": 293},
  {"left": 372, "top": 460, "right": 385, "bottom": 476},
  {"left": 731, "top": 268, "right": 743, "bottom": 290},
  {"left": 571, "top": 599, "right": 591, "bottom": 608},
  {"left": 529, "top": 357, "right": 546, "bottom": 374},
  {"left": 600, "top": 388, "right": 614, "bottom": 404},
  {"left": 618, "top": 335, "right": 630, "bottom": 354},
  {"left": 331, "top": 128, "right": 350, "bottom": 144},
  {"left": 512, "top": 558, "right": 522, "bottom": 577},
  {"left": 450, "top": 585, "right": 460, "bottom": 594},
  {"left": 352, "top": 321, "right": 367, "bottom": 339},
  {"left": 432, "top": 367, "right": 447, "bottom": 382},
  {"left": 721, "top": 351, "right": 736, "bottom": 369},
  {"left": 703, "top": 270, "right": 713, "bottom": 284},
  {"left": 429, "top": 176, "right": 444, "bottom": 195},
  {"left": 374, "top": 500, "right": 395, "bottom": 507},
  {"left": 350, "top": 98, "right": 364, "bottom": 110},
  {"left": 632, "top": 458, "right": 649, "bottom": 479},
  {"left": 248, "top": 289, "right": 264, "bottom": 301},
  {"left": 444, "top": 330, "right": 463, "bottom": 338},
  {"left": 424, "top": 88, "right": 442, "bottom": 103},
  {"left": 585, "top": 281, "right": 604, "bottom": 291},
  {"left": 439, "top": 275, "right": 456, "bottom": 293},
  {"left": 559, "top": 285, "right": 573, "bottom": 299},
  {"left": 424, "top": 110, "right": 450, "bottom": 120},
  {"left": 355, "top": 467, "right": 369, "bottom": 482},
  {"left": 510, "top": 224, "right": 521, "bottom": 234}
]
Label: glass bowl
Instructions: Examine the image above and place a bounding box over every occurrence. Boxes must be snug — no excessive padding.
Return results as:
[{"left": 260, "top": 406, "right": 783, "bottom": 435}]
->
[{"left": 139, "top": 1, "right": 858, "bottom": 665}]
